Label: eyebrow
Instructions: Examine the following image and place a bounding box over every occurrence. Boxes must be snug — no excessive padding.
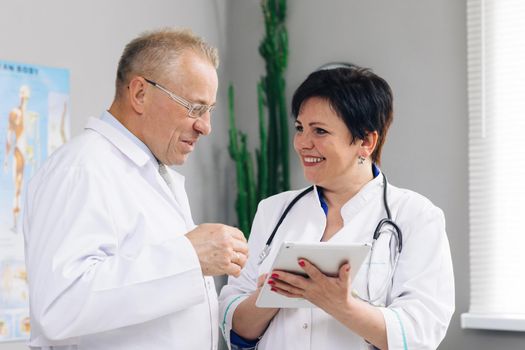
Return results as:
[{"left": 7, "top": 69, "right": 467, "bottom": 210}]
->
[
  {"left": 193, "top": 99, "right": 216, "bottom": 106},
  {"left": 295, "top": 120, "right": 328, "bottom": 127},
  {"left": 179, "top": 91, "right": 215, "bottom": 106}
]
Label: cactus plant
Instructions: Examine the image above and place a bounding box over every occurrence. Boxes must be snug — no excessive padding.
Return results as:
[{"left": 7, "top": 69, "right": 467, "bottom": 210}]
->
[{"left": 228, "top": 0, "right": 289, "bottom": 238}]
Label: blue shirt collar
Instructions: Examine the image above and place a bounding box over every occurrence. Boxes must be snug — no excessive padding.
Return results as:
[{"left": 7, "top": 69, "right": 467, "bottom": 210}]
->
[
  {"left": 372, "top": 162, "right": 380, "bottom": 178},
  {"left": 100, "top": 111, "right": 157, "bottom": 163},
  {"left": 317, "top": 163, "right": 381, "bottom": 216}
]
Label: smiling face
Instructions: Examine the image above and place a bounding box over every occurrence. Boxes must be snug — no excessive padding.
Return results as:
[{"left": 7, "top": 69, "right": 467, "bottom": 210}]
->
[
  {"left": 293, "top": 97, "right": 365, "bottom": 189},
  {"left": 141, "top": 50, "right": 218, "bottom": 165}
]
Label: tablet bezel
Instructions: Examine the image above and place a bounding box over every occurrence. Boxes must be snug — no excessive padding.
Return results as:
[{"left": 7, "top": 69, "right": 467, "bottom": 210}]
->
[{"left": 255, "top": 241, "right": 371, "bottom": 308}]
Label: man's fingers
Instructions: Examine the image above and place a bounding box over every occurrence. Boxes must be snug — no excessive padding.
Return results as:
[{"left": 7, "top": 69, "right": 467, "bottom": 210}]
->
[
  {"left": 224, "top": 226, "right": 248, "bottom": 258},
  {"left": 231, "top": 250, "right": 248, "bottom": 268},
  {"left": 188, "top": 223, "right": 249, "bottom": 277},
  {"left": 231, "top": 239, "right": 249, "bottom": 255},
  {"left": 228, "top": 226, "right": 247, "bottom": 242},
  {"left": 230, "top": 237, "right": 248, "bottom": 269},
  {"left": 225, "top": 263, "right": 242, "bottom": 277}
]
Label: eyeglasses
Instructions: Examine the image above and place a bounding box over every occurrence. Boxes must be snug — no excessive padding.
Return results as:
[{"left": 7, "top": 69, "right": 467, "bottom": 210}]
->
[{"left": 144, "top": 78, "right": 215, "bottom": 118}]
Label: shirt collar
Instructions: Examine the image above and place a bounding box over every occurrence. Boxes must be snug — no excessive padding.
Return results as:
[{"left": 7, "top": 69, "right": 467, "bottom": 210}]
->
[
  {"left": 100, "top": 111, "right": 155, "bottom": 158},
  {"left": 317, "top": 163, "right": 382, "bottom": 216},
  {"left": 372, "top": 163, "right": 380, "bottom": 178},
  {"left": 84, "top": 111, "right": 157, "bottom": 167}
]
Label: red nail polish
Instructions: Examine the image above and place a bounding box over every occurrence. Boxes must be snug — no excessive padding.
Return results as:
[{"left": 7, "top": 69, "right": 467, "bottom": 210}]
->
[
  {"left": 271, "top": 287, "right": 277, "bottom": 292},
  {"left": 298, "top": 260, "right": 305, "bottom": 267},
  {"left": 268, "top": 280, "right": 275, "bottom": 285},
  {"left": 271, "top": 273, "right": 279, "bottom": 278}
]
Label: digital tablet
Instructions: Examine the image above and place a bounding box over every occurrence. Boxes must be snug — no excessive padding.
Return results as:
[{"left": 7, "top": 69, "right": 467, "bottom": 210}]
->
[{"left": 255, "top": 241, "right": 371, "bottom": 308}]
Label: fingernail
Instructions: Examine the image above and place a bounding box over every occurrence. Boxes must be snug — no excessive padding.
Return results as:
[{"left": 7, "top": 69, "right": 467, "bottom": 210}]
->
[
  {"left": 298, "top": 260, "right": 305, "bottom": 267},
  {"left": 268, "top": 280, "right": 275, "bottom": 285},
  {"left": 270, "top": 287, "right": 277, "bottom": 292},
  {"left": 271, "top": 273, "right": 279, "bottom": 278}
]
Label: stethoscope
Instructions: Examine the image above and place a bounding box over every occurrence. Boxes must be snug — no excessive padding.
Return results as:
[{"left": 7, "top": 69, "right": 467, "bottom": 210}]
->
[{"left": 257, "top": 172, "right": 403, "bottom": 306}]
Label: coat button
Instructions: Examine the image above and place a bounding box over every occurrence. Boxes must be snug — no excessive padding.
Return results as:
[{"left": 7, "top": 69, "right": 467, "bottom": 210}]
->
[{"left": 302, "top": 323, "right": 308, "bottom": 329}]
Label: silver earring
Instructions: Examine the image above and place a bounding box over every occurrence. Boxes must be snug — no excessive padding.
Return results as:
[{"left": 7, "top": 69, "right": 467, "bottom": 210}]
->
[{"left": 358, "top": 156, "right": 365, "bottom": 165}]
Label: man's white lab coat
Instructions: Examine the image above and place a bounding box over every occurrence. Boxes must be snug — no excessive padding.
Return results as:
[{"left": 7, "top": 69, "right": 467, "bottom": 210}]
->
[{"left": 23, "top": 116, "right": 218, "bottom": 350}]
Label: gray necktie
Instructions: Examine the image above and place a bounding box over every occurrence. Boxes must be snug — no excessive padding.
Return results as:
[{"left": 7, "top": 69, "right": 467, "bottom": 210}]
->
[
  {"left": 158, "top": 163, "right": 172, "bottom": 187},
  {"left": 157, "top": 163, "right": 194, "bottom": 229}
]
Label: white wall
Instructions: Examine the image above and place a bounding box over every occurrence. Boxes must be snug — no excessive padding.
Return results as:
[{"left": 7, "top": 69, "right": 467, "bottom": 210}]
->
[
  {"left": 226, "top": 0, "right": 525, "bottom": 349},
  {"left": 0, "top": 1, "right": 231, "bottom": 349}
]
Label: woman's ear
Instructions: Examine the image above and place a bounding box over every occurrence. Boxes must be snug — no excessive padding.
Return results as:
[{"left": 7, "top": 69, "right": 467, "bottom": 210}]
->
[
  {"left": 128, "top": 77, "right": 147, "bottom": 114},
  {"left": 360, "top": 131, "right": 379, "bottom": 158}
]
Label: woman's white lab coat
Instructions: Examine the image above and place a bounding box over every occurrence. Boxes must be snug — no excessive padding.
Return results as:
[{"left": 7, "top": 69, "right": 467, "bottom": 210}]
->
[
  {"left": 219, "top": 174, "right": 454, "bottom": 350},
  {"left": 23, "top": 116, "right": 219, "bottom": 350}
]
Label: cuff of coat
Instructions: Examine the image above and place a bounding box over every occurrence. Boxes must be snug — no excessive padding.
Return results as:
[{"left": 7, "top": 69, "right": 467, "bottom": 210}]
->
[
  {"left": 177, "top": 234, "right": 202, "bottom": 272},
  {"left": 379, "top": 307, "right": 408, "bottom": 350},
  {"left": 221, "top": 294, "right": 249, "bottom": 349}
]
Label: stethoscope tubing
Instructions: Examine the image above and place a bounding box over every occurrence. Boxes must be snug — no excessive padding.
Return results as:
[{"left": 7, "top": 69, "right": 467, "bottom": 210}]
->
[
  {"left": 257, "top": 172, "right": 404, "bottom": 306},
  {"left": 258, "top": 173, "right": 403, "bottom": 265}
]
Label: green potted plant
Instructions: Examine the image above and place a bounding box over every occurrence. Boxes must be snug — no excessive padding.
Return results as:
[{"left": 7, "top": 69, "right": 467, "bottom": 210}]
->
[{"left": 229, "top": 0, "right": 289, "bottom": 238}]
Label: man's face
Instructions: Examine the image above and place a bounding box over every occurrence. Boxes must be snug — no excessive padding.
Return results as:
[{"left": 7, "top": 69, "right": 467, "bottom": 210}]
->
[{"left": 141, "top": 51, "right": 218, "bottom": 165}]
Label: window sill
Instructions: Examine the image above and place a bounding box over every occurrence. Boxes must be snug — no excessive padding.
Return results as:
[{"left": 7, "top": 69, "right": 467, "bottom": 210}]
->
[{"left": 461, "top": 313, "right": 525, "bottom": 332}]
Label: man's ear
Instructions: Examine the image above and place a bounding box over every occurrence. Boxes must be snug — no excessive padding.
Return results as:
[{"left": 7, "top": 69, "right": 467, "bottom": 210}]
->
[
  {"left": 360, "top": 131, "right": 379, "bottom": 158},
  {"left": 128, "top": 77, "right": 147, "bottom": 114}
]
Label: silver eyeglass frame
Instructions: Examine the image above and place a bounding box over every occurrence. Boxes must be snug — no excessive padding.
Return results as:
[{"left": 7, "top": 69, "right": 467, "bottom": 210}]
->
[{"left": 144, "top": 78, "right": 215, "bottom": 118}]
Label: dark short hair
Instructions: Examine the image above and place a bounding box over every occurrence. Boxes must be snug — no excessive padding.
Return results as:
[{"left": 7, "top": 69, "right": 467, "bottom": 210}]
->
[{"left": 291, "top": 64, "right": 393, "bottom": 165}]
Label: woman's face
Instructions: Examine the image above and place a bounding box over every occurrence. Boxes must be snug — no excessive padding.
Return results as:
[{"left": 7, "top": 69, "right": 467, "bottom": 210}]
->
[{"left": 293, "top": 97, "right": 362, "bottom": 189}]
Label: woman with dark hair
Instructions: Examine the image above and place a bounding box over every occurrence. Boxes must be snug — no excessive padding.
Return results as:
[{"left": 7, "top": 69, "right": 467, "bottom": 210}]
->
[{"left": 219, "top": 65, "right": 454, "bottom": 350}]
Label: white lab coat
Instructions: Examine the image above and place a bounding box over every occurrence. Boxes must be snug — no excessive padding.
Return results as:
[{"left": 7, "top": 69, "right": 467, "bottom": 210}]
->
[
  {"left": 219, "top": 174, "right": 454, "bottom": 350},
  {"left": 23, "top": 116, "right": 219, "bottom": 350}
]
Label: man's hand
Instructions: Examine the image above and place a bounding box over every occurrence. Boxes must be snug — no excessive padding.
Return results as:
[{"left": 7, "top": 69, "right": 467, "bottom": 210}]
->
[{"left": 186, "top": 224, "right": 248, "bottom": 277}]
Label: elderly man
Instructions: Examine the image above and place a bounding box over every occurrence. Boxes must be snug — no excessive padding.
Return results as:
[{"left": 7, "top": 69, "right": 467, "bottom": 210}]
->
[{"left": 23, "top": 28, "right": 248, "bottom": 350}]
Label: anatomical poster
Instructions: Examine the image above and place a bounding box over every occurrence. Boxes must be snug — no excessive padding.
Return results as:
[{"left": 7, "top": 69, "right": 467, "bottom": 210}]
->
[{"left": 0, "top": 60, "right": 70, "bottom": 342}]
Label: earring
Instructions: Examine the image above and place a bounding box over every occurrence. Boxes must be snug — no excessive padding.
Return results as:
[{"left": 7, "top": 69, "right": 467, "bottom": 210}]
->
[{"left": 358, "top": 156, "right": 365, "bottom": 165}]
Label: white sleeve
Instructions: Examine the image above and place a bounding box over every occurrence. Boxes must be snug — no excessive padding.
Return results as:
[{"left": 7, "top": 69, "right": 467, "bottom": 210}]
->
[
  {"left": 218, "top": 200, "right": 270, "bottom": 349},
  {"left": 23, "top": 166, "right": 205, "bottom": 341},
  {"left": 381, "top": 203, "right": 455, "bottom": 350}
]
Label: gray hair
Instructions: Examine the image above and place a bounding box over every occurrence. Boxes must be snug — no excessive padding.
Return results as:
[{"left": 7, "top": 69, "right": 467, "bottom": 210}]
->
[{"left": 115, "top": 27, "right": 219, "bottom": 98}]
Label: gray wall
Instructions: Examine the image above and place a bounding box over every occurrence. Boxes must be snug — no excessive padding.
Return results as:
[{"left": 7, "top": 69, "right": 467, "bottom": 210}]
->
[
  {"left": 226, "top": 0, "right": 525, "bottom": 349},
  {"left": 0, "top": 1, "right": 231, "bottom": 349}
]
